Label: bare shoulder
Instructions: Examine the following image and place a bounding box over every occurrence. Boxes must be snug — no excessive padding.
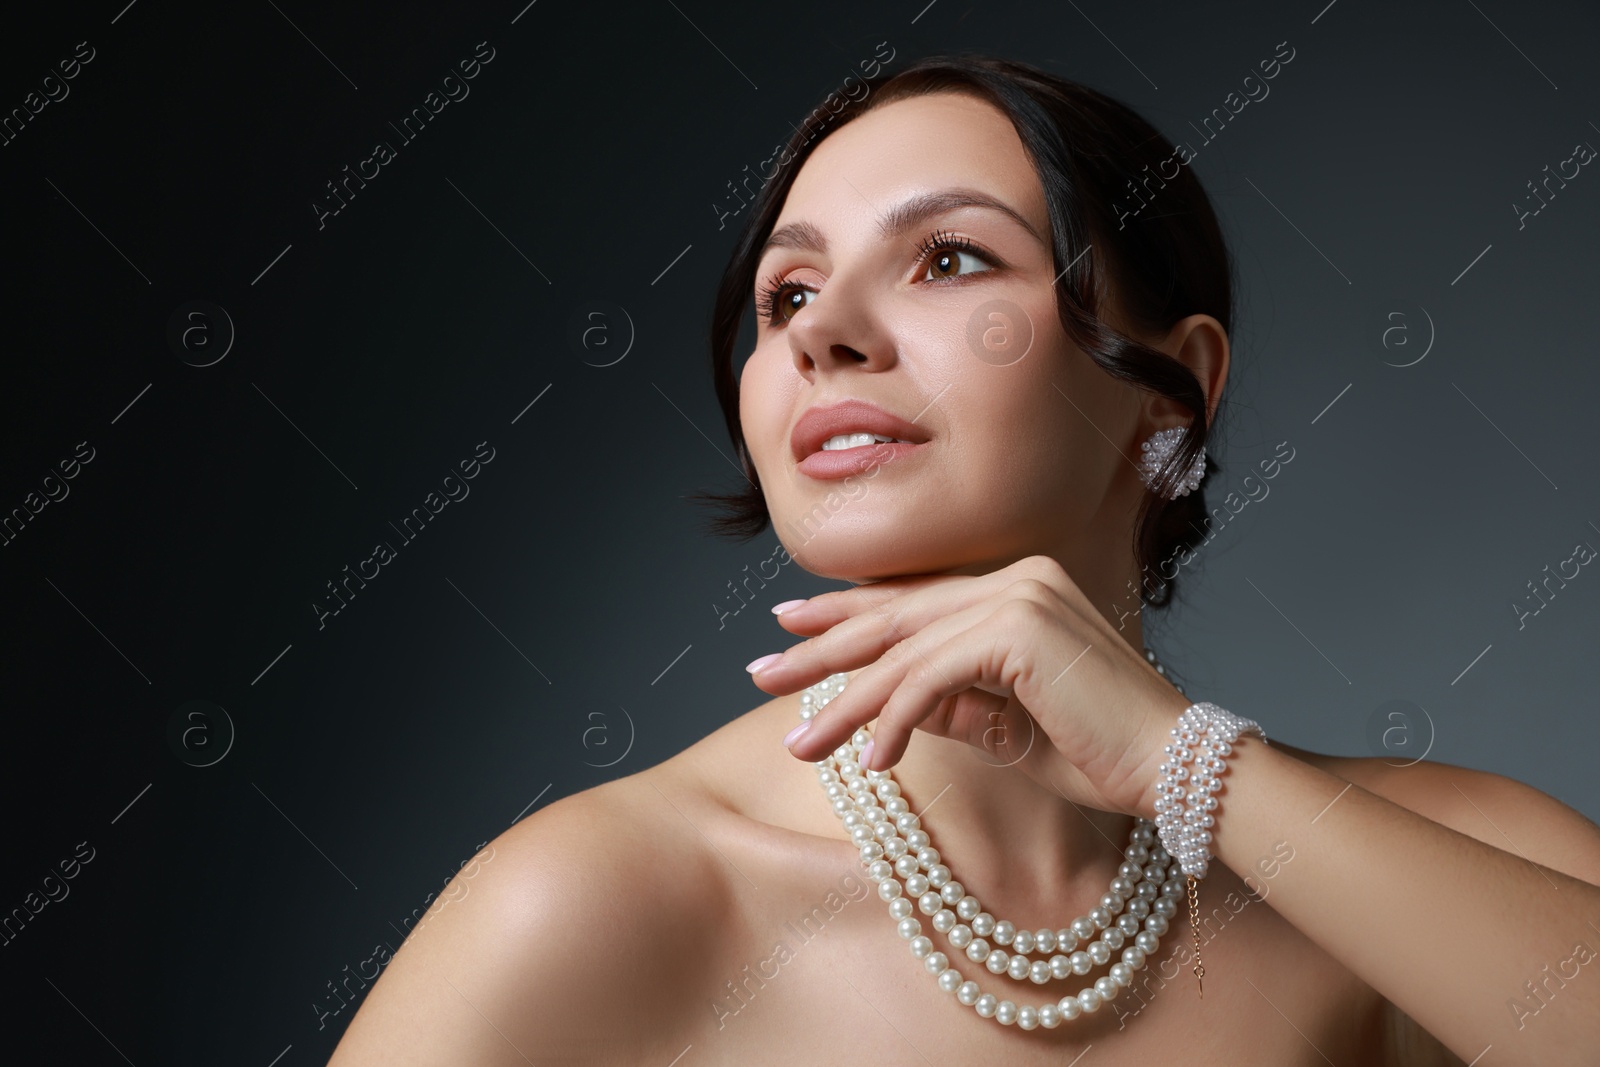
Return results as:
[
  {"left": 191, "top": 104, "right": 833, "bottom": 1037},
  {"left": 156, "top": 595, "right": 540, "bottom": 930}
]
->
[
  {"left": 1269, "top": 742, "right": 1600, "bottom": 1067},
  {"left": 1270, "top": 740, "right": 1600, "bottom": 887},
  {"left": 326, "top": 768, "right": 737, "bottom": 1066}
]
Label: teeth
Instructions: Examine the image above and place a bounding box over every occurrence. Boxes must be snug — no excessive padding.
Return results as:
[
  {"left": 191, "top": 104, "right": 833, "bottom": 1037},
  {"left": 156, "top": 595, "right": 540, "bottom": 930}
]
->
[{"left": 821, "top": 432, "right": 901, "bottom": 451}]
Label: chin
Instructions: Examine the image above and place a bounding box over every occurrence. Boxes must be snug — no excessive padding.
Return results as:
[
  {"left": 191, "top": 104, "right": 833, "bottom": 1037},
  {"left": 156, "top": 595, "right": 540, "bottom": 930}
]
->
[{"left": 774, "top": 518, "right": 954, "bottom": 585}]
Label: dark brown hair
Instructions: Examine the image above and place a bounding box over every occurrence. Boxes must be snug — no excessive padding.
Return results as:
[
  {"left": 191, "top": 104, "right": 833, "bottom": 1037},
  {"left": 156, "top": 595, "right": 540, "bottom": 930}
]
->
[{"left": 690, "top": 53, "right": 1235, "bottom": 610}]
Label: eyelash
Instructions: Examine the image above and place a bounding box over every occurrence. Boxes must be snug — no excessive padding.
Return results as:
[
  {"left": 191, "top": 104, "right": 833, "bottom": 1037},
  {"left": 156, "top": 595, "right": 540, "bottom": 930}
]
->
[{"left": 753, "top": 228, "right": 996, "bottom": 326}]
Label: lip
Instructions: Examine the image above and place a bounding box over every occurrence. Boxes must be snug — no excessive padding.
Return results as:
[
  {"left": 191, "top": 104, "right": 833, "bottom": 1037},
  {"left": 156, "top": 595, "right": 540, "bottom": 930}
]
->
[
  {"left": 795, "top": 439, "right": 930, "bottom": 479},
  {"left": 790, "top": 398, "right": 932, "bottom": 464},
  {"left": 789, "top": 399, "right": 933, "bottom": 482}
]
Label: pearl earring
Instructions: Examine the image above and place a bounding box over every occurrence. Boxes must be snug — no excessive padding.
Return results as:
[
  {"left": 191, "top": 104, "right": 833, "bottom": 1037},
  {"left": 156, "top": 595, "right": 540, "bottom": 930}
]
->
[{"left": 1139, "top": 426, "right": 1207, "bottom": 499}]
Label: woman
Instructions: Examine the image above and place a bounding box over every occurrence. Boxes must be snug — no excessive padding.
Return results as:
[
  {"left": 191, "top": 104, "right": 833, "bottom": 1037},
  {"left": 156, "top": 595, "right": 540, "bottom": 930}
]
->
[{"left": 327, "top": 55, "right": 1600, "bottom": 1065}]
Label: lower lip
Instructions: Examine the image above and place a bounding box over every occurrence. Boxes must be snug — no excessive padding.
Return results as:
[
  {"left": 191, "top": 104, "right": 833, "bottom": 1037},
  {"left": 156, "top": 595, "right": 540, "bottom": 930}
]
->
[{"left": 796, "top": 441, "right": 929, "bottom": 480}]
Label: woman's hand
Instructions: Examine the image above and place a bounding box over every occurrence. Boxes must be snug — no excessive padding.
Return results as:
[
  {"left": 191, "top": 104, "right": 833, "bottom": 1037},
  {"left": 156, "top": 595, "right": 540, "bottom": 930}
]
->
[{"left": 748, "top": 554, "right": 1193, "bottom": 820}]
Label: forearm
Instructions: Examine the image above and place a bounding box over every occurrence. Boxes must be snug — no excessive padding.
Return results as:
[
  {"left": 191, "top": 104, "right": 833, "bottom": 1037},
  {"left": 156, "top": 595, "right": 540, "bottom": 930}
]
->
[{"left": 1184, "top": 738, "right": 1600, "bottom": 1062}]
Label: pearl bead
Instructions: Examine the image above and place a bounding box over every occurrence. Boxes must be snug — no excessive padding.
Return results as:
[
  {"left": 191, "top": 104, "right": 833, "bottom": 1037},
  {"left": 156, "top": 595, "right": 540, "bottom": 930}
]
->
[{"left": 798, "top": 663, "right": 1211, "bottom": 1036}]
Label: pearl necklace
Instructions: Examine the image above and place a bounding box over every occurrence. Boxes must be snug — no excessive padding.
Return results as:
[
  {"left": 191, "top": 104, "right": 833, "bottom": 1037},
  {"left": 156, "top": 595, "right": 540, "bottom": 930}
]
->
[{"left": 799, "top": 648, "right": 1189, "bottom": 1029}]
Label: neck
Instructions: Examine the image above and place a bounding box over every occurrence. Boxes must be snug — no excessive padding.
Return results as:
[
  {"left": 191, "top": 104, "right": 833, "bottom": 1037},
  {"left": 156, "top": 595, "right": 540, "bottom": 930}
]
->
[
  {"left": 842, "top": 619, "right": 1152, "bottom": 928},
  {"left": 833, "top": 520, "right": 1159, "bottom": 925}
]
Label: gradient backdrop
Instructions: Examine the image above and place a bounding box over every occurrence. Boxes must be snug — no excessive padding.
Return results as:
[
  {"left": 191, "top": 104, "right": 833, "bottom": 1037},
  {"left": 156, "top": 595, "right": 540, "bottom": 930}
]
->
[{"left": 2, "top": 0, "right": 1597, "bottom": 1061}]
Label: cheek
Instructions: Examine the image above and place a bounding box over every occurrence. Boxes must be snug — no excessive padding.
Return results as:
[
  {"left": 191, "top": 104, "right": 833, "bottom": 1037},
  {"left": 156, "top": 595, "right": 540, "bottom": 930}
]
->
[{"left": 738, "top": 349, "right": 796, "bottom": 473}]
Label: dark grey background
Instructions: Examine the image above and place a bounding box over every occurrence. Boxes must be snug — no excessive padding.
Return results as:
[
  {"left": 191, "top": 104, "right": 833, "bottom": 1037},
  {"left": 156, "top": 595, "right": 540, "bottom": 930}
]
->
[{"left": 2, "top": 0, "right": 1596, "bottom": 1061}]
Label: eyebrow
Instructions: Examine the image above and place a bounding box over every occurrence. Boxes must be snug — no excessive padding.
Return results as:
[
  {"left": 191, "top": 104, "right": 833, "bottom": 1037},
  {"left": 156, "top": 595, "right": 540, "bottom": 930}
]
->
[{"left": 758, "top": 188, "right": 1045, "bottom": 263}]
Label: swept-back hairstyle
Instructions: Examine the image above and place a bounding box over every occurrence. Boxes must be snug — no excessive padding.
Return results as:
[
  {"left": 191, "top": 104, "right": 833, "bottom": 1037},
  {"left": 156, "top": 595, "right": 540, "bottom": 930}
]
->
[{"left": 690, "top": 53, "right": 1235, "bottom": 610}]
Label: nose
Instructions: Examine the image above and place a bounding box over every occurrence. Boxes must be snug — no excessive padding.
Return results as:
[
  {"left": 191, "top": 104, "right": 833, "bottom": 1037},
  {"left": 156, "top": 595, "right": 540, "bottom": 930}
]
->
[{"left": 787, "top": 284, "right": 897, "bottom": 382}]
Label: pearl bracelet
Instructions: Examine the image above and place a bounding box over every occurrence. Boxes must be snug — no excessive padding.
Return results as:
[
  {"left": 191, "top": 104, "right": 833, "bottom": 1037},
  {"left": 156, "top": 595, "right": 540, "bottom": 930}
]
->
[
  {"left": 1153, "top": 701, "right": 1268, "bottom": 879},
  {"left": 1151, "top": 700, "right": 1267, "bottom": 996}
]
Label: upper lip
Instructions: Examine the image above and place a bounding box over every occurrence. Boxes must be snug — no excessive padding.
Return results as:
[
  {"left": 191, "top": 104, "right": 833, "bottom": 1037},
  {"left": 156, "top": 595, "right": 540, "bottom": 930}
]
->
[{"left": 790, "top": 398, "right": 932, "bottom": 461}]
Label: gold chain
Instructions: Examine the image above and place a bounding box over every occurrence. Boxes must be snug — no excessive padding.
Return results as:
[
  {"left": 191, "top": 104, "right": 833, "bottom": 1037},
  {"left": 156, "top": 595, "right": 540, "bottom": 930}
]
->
[{"left": 1187, "top": 873, "right": 1204, "bottom": 998}]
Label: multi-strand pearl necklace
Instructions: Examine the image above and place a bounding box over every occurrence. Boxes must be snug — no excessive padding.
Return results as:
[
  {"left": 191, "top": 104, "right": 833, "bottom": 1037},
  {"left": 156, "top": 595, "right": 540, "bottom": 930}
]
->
[{"left": 799, "top": 649, "right": 1196, "bottom": 1029}]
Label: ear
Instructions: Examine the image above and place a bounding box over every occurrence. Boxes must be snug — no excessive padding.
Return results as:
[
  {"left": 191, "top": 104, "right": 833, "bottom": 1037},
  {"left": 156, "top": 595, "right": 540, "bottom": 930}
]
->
[{"left": 1140, "top": 313, "right": 1229, "bottom": 431}]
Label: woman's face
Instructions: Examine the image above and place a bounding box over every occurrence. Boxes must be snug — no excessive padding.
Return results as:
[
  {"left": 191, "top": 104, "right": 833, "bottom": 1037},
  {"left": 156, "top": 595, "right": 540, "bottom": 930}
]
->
[{"left": 738, "top": 91, "right": 1155, "bottom": 587}]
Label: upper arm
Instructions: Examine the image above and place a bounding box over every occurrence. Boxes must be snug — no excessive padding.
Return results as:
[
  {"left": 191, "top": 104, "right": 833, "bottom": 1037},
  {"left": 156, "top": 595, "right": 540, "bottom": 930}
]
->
[
  {"left": 1337, "top": 756, "right": 1600, "bottom": 889},
  {"left": 326, "top": 785, "right": 730, "bottom": 1066}
]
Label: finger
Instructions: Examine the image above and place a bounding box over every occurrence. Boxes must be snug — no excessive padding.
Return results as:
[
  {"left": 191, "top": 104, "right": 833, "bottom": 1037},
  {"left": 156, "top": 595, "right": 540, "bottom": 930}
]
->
[
  {"left": 757, "top": 570, "right": 1060, "bottom": 695},
  {"left": 783, "top": 597, "right": 996, "bottom": 763},
  {"left": 862, "top": 605, "right": 1031, "bottom": 771},
  {"left": 771, "top": 573, "right": 959, "bottom": 636}
]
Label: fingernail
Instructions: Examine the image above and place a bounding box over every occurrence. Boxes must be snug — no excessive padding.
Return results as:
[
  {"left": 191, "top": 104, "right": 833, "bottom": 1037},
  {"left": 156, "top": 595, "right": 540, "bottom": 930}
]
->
[
  {"left": 772, "top": 599, "right": 808, "bottom": 615},
  {"left": 783, "top": 720, "right": 813, "bottom": 748},
  {"left": 859, "top": 738, "right": 875, "bottom": 770},
  {"left": 746, "top": 652, "right": 783, "bottom": 674}
]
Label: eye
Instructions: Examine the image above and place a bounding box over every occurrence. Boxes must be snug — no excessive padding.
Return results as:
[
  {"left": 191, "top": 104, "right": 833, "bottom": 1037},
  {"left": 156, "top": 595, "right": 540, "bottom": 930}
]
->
[
  {"left": 753, "top": 229, "right": 1002, "bottom": 329},
  {"left": 916, "top": 229, "right": 998, "bottom": 282},
  {"left": 754, "top": 274, "right": 815, "bottom": 326}
]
